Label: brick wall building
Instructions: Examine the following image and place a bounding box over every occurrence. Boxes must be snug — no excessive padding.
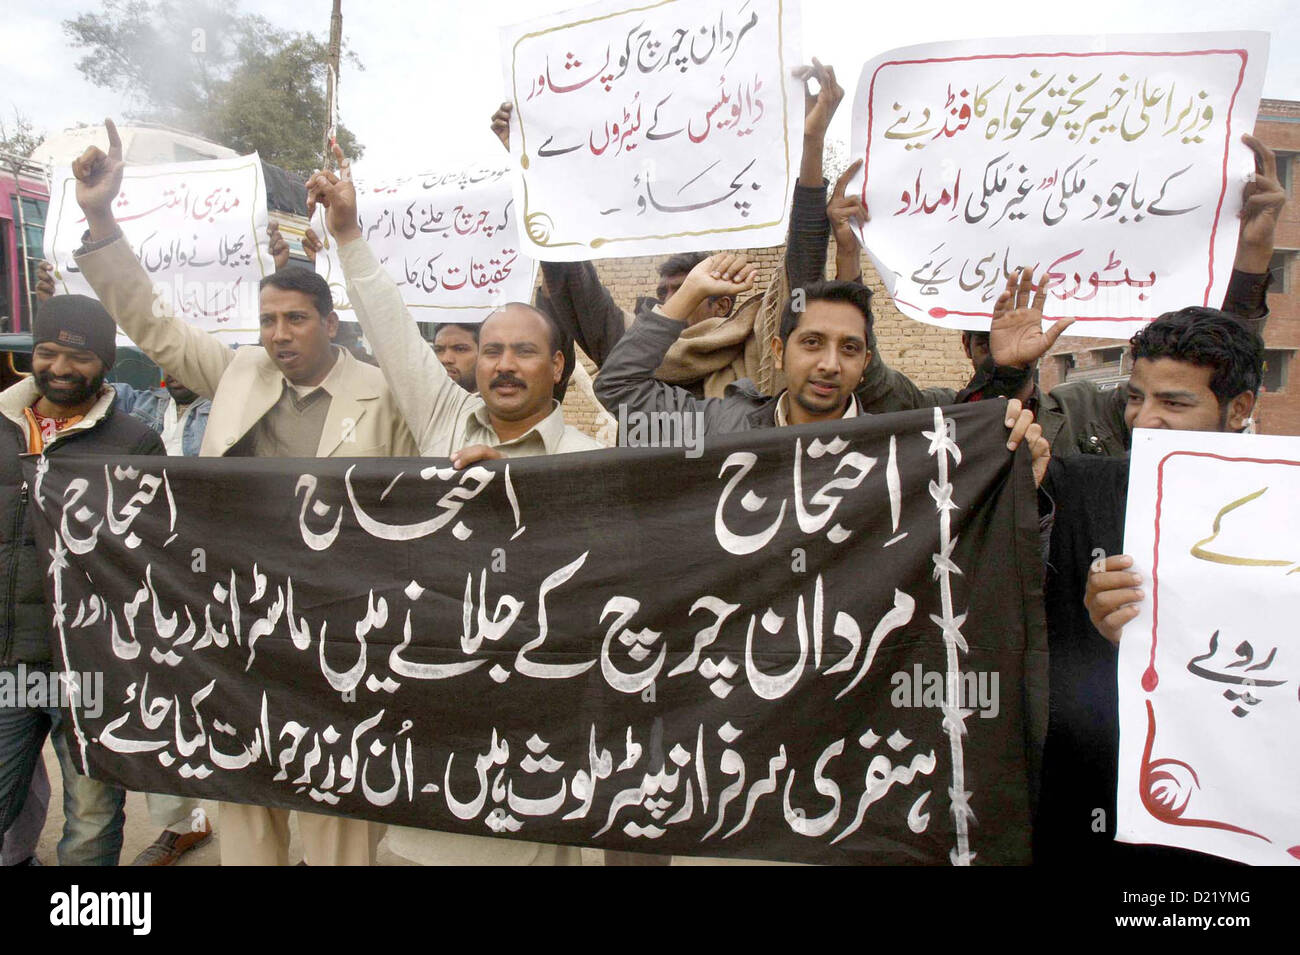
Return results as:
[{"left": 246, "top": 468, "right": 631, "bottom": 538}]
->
[{"left": 1038, "top": 97, "right": 1300, "bottom": 437}]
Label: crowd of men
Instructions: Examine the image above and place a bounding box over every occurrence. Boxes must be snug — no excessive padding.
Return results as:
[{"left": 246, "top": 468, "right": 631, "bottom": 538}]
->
[{"left": 0, "top": 56, "right": 1287, "bottom": 867}]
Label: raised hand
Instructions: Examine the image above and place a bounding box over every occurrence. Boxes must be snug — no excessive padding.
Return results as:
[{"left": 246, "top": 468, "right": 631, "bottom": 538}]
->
[
  {"left": 661, "top": 252, "right": 757, "bottom": 322},
  {"left": 72, "top": 119, "right": 125, "bottom": 234},
  {"left": 1236, "top": 133, "right": 1286, "bottom": 274},
  {"left": 793, "top": 58, "right": 843, "bottom": 142},
  {"left": 491, "top": 102, "right": 512, "bottom": 152},
  {"left": 989, "top": 267, "right": 1075, "bottom": 369},
  {"left": 305, "top": 142, "right": 361, "bottom": 243},
  {"left": 688, "top": 252, "right": 758, "bottom": 297},
  {"left": 828, "top": 159, "right": 868, "bottom": 278},
  {"left": 267, "top": 221, "right": 290, "bottom": 270},
  {"left": 35, "top": 260, "right": 56, "bottom": 302},
  {"left": 302, "top": 226, "right": 323, "bottom": 264}
]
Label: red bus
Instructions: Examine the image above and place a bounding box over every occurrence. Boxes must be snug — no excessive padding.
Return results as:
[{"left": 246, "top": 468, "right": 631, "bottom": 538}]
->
[{"left": 0, "top": 151, "right": 48, "bottom": 335}]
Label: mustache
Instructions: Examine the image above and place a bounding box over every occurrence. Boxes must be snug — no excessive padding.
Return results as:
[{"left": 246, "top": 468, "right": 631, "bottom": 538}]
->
[
  {"left": 490, "top": 373, "right": 526, "bottom": 389},
  {"left": 36, "top": 370, "right": 90, "bottom": 386},
  {"left": 35, "top": 368, "right": 102, "bottom": 404}
]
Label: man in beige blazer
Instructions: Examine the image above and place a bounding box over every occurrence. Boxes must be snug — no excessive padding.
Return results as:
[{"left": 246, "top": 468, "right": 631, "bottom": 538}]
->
[{"left": 69, "top": 119, "right": 417, "bottom": 865}]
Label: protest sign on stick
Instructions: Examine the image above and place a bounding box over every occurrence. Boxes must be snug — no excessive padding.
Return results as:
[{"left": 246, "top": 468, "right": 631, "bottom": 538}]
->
[
  {"left": 27, "top": 403, "right": 1045, "bottom": 865},
  {"left": 1118, "top": 429, "right": 1300, "bottom": 865},
  {"left": 500, "top": 0, "right": 803, "bottom": 261},
  {"left": 313, "top": 165, "right": 537, "bottom": 324},
  {"left": 849, "top": 33, "right": 1269, "bottom": 338},
  {"left": 44, "top": 155, "right": 273, "bottom": 344}
]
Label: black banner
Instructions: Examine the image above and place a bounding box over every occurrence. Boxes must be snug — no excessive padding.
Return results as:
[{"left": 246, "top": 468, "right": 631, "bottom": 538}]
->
[{"left": 25, "top": 401, "right": 1046, "bottom": 864}]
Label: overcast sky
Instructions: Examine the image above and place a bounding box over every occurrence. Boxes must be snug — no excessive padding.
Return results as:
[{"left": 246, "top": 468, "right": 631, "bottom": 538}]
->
[{"left": 3, "top": 0, "right": 1296, "bottom": 178}]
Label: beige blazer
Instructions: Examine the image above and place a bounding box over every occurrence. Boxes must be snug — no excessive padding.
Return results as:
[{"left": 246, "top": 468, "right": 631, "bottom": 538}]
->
[{"left": 74, "top": 236, "right": 418, "bottom": 458}]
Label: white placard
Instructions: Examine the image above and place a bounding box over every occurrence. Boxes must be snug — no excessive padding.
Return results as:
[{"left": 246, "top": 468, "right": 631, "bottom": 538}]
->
[
  {"left": 313, "top": 164, "right": 537, "bottom": 323},
  {"left": 44, "top": 155, "right": 273, "bottom": 344},
  {"left": 849, "top": 33, "right": 1269, "bottom": 338},
  {"left": 500, "top": 0, "right": 803, "bottom": 261},
  {"left": 1118, "top": 428, "right": 1300, "bottom": 866}
]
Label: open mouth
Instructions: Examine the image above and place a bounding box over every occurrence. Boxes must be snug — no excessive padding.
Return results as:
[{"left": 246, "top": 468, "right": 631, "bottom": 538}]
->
[{"left": 808, "top": 381, "right": 837, "bottom": 397}]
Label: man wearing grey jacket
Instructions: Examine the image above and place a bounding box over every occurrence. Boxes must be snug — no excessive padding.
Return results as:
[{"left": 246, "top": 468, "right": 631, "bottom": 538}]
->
[{"left": 596, "top": 253, "right": 1047, "bottom": 474}]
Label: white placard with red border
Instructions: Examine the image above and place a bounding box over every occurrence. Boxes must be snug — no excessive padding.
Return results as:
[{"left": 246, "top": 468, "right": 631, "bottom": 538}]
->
[
  {"left": 848, "top": 33, "right": 1269, "bottom": 339},
  {"left": 1118, "top": 428, "right": 1300, "bottom": 865},
  {"left": 44, "top": 155, "right": 272, "bottom": 345},
  {"left": 500, "top": 0, "right": 804, "bottom": 261}
]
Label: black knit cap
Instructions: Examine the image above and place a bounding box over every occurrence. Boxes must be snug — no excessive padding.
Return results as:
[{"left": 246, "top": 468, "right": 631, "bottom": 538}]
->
[{"left": 33, "top": 295, "right": 117, "bottom": 370}]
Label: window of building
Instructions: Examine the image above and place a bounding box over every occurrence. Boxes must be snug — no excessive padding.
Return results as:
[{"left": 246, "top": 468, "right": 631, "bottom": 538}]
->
[
  {"left": 1269, "top": 250, "right": 1296, "bottom": 295},
  {"left": 1262, "top": 349, "right": 1292, "bottom": 393},
  {"left": 1277, "top": 152, "right": 1294, "bottom": 198},
  {"left": 1065, "top": 345, "right": 1129, "bottom": 384},
  {"left": 1055, "top": 353, "right": 1075, "bottom": 381}
]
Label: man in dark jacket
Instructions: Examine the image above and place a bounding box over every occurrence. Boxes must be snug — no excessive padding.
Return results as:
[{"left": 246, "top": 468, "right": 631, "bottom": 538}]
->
[
  {"left": 594, "top": 253, "right": 1049, "bottom": 479},
  {"left": 0, "top": 295, "right": 165, "bottom": 866},
  {"left": 1036, "top": 307, "right": 1265, "bottom": 868}
]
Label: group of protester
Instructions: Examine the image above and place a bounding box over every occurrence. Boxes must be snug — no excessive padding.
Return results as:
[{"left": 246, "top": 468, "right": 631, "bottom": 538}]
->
[{"left": 0, "top": 57, "right": 1286, "bottom": 867}]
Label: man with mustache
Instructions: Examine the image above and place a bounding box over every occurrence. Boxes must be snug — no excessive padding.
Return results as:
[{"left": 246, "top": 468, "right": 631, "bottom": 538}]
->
[
  {"left": 306, "top": 146, "right": 600, "bottom": 467},
  {"left": 0, "top": 295, "right": 165, "bottom": 867},
  {"left": 307, "top": 146, "right": 598, "bottom": 865},
  {"left": 595, "top": 253, "right": 1047, "bottom": 476}
]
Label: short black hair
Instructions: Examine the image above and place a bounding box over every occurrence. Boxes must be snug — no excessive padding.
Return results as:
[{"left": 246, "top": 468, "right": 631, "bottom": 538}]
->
[
  {"left": 658, "top": 252, "right": 711, "bottom": 279},
  {"left": 434, "top": 322, "right": 480, "bottom": 343},
  {"left": 483, "top": 302, "right": 564, "bottom": 356},
  {"left": 780, "top": 281, "right": 874, "bottom": 343},
  {"left": 260, "top": 266, "right": 332, "bottom": 320},
  {"left": 1129, "top": 307, "right": 1264, "bottom": 403}
]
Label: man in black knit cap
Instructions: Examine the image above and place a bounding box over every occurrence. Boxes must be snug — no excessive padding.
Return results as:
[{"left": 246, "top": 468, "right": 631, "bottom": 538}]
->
[{"left": 0, "top": 294, "right": 164, "bottom": 866}]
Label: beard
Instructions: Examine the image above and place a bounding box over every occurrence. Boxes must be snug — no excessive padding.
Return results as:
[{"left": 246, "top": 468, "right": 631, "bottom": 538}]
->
[
  {"left": 792, "top": 381, "right": 848, "bottom": 416},
  {"left": 35, "top": 369, "right": 105, "bottom": 409},
  {"left": 165, "top": 380, "right": 200, "bottom": 405}
]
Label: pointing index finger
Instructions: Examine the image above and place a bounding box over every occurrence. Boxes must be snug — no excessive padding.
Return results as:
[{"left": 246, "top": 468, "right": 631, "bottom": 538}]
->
[
  {"left": 105, "top": 118, "right": 122, "bottom": 159},
  {"left": 331, "top": 142, "right": 352, "bottom": 181}
]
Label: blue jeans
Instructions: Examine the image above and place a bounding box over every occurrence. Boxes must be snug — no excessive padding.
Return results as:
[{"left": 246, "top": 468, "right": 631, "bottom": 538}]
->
[
  {"left": 2, "top": 757, "right": 49, "bottom": 864},
  {"left": 0, "top": 665, "right": 125, "bottom": 866}
]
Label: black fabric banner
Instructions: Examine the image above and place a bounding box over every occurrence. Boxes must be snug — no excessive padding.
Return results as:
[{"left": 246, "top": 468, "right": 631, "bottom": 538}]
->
[{"left": 25, "top": 401, "right": 1046, "bottom": 865}]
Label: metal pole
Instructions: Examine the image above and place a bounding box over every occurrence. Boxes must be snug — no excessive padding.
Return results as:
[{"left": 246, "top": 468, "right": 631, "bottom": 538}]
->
[{"left": 324, "top": 0, "right": 343, "bottom": 170}]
